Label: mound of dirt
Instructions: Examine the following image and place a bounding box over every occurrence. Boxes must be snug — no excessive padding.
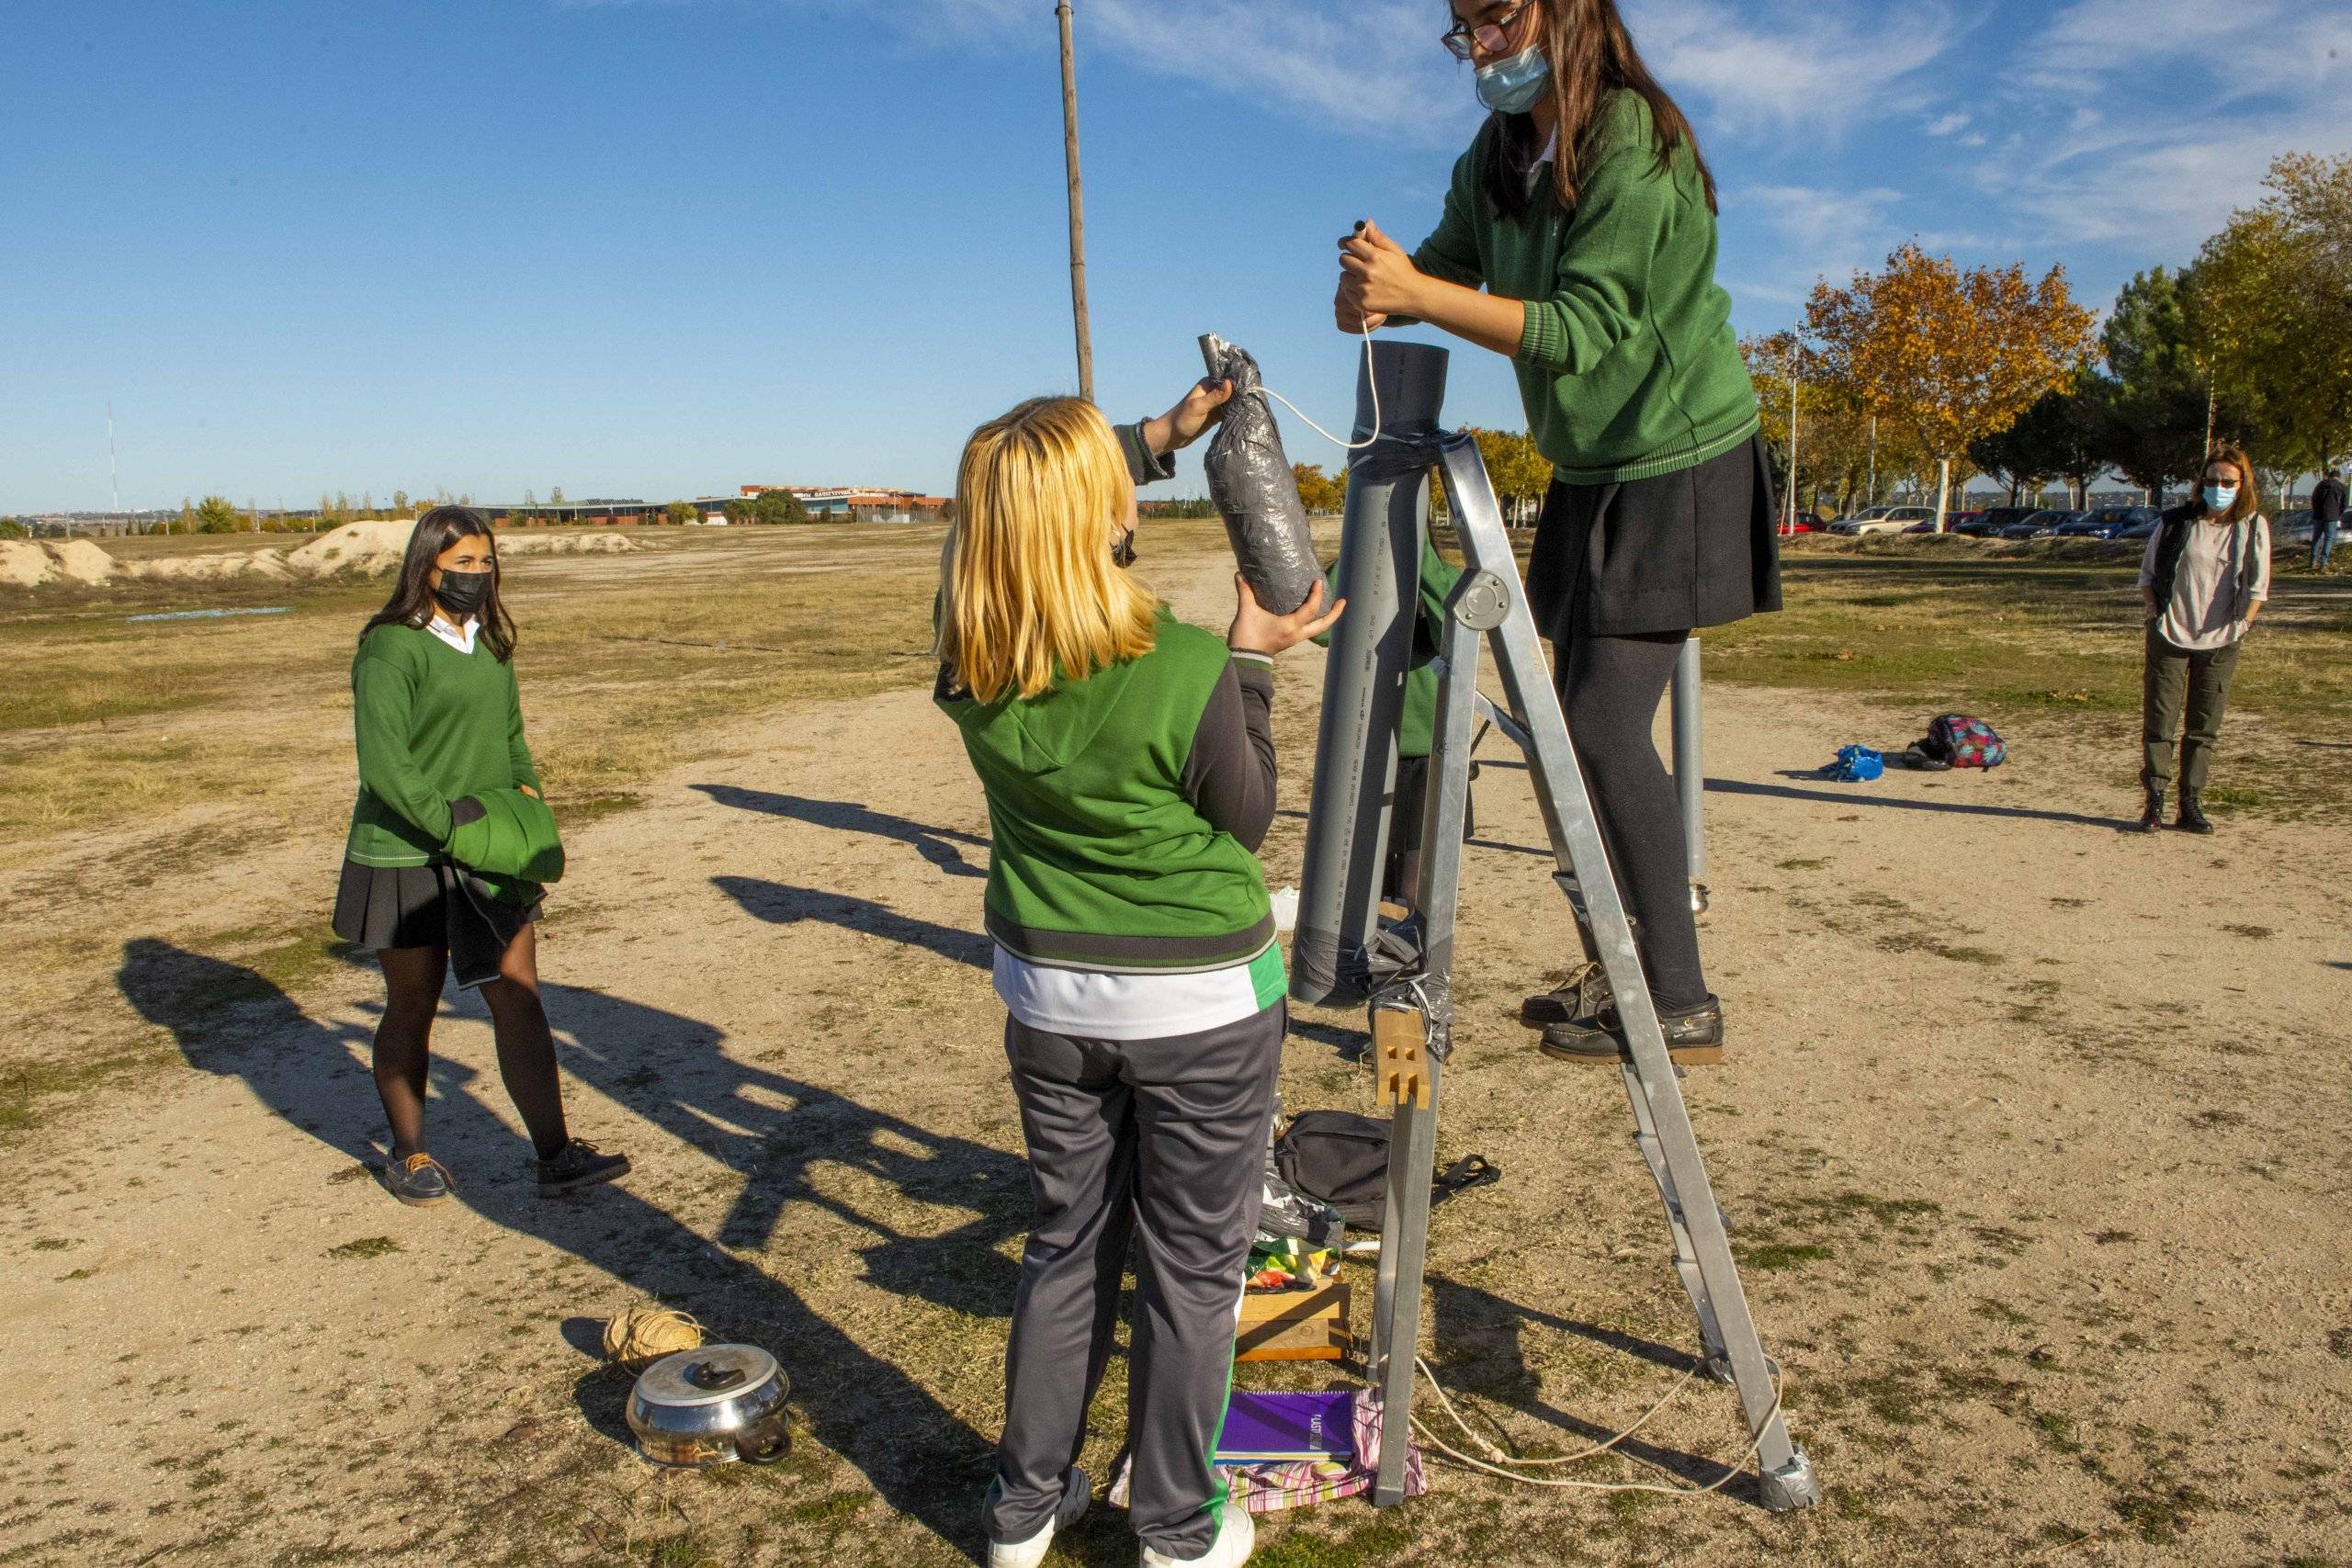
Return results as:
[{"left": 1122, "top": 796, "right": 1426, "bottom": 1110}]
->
[
  {"left": 3, "top": 524, "right": 646, "bottom": 592},
  {"left": 0, "top": 539, "right": 126, "bottom": 587},
  {"left": 284, "top": 521, "right": 416, "bottom": 578}
]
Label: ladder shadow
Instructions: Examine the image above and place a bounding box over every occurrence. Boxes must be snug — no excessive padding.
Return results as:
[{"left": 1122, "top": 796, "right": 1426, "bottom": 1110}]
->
[
  {"left": 1426, "top": 1273, "right": 1765, "bottom": 1498},
  {"left": 712, "top": 874, "right": 989, "bottom": 969},
  {"left": 1724, "top": 774, "right": 2135, "bottom": 830},
  {"left": 692, "top": 784, "right": 988, "bottom": 878}
]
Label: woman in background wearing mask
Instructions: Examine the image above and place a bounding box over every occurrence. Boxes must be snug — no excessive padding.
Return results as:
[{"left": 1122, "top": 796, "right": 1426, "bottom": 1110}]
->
[
  {"left": 1333, "top": 0, "right": 1776, "bottom": 1066},
  {"left": 2135, "top": 445, "right": 2270, "bottom": 834},
  {"left": 333, "top": 505, "right": 628, "bottom": 1205}
]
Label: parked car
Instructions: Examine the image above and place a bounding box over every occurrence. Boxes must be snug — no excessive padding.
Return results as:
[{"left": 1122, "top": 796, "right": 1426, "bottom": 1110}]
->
[
  {"left": 1902, "top": 510, "right": 1983, "bottom": 534},
  {"left": 2274, "top": 507, "right": 2315, "bottom": 546},
  {"left": 1999, "top": 509, "right": 2082, "bottom": 539},
  {"left": 1955, "top": 505, "right": 2039, "bottom": 537},
  {"left": 2056, "top": 505, "right": 2161, "bottom": 540},
  {"left": 1831, "top": 504, "right": 1939, "bottom": 536}
]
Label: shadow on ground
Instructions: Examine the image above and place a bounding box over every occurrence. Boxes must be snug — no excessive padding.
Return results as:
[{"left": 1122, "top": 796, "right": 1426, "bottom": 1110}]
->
[
  {"left": 117, "top": 935, "right": 1026, "bottom": 1561},
  {"left": 692, "top": 784, "right": 988, "bottom": 879}
]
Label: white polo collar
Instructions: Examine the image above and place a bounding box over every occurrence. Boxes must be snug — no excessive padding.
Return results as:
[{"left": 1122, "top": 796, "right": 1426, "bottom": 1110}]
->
[{"left": 423, "top": 614, "right": 480, "bottom": 654}]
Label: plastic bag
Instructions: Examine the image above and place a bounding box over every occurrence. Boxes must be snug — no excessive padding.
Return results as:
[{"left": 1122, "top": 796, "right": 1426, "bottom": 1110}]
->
[{"left": 1200, "top": 333, "right": 1321, "bottom": 615}]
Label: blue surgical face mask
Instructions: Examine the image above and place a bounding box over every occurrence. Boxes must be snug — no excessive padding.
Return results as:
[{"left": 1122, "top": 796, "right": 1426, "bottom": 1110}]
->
[
  {"left": 2203, "top": 485, "right": 2237, "bottom": 513},
  {"left": 1476, "top": 44, "right": 1549, "bottom": 115}
]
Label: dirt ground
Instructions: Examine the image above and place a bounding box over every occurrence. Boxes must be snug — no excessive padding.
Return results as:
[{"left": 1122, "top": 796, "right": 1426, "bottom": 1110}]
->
[{"left": 2, "top": 525, "right": 2347, "bottom": 1567}]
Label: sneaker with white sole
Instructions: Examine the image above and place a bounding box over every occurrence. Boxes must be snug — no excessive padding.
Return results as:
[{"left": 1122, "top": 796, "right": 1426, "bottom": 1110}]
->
[
  {"left": 1140, "top": 1501, "right": 1253, "bottom": 1568},
  {"left": 985, "top": 1468, "right": 1090, "bottom": 1568}
]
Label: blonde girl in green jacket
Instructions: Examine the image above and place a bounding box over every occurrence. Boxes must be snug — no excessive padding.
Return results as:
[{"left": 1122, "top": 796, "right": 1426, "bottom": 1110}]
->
[{"left": 333, "top": 505, "right": 628, "bottom": 1206}]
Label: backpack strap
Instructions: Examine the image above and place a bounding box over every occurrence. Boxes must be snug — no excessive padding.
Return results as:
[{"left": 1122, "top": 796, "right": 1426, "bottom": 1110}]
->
[{"left": 1429, "top": 1155, "right": 1500, "bottom": 1207}]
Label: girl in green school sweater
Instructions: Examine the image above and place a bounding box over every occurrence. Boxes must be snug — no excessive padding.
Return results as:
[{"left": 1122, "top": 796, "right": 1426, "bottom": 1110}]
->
[
  {"left": 333, "top": 505, "right": 628, "bottom": 1207},
  {"left": 1335, "top": 0, "right": 1780, "bottom": 1067}
]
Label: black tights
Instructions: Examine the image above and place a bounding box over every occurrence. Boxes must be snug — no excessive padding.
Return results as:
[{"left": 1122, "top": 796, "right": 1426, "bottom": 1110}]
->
[
  {"left": 373, "top": 924, "right": 570, "bottom": 1161},
  {"left": 1555, "top": 628, "right": 1710, "bottom": 1012}
]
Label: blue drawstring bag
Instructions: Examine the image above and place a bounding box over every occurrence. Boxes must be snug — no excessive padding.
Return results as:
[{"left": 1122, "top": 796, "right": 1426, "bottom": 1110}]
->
[{"left": 1827, "top": 745, "right": 1883, "bottom": 783}]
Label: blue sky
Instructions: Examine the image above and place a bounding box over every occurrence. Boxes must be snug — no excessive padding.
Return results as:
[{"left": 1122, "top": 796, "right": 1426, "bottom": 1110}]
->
[{"left": 4, "top": 0, "right": 2347, "bottom": 512}]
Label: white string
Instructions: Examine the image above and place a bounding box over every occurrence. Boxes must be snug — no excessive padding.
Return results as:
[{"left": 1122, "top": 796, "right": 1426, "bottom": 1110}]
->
[
  {"left": 1404, "top": 1354, "right": 1786, "bottom": 1498},
  {"left": 1251, "top": 318, "right": 1383, "bottom": 452}
]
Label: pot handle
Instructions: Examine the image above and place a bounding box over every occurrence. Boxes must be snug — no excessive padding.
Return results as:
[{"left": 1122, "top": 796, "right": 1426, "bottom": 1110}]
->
[{"left": 737, "top": 1419, "right": 792, "bottom": 1466}]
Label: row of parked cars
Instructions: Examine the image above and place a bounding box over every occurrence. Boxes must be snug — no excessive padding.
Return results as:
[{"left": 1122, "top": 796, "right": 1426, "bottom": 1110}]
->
[{"left": 1819, "top": 502, "right": 2325, "bottom": 544}]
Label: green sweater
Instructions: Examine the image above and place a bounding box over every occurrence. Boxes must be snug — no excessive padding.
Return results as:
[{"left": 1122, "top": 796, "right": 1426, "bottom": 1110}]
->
[
  {"left": 345, "top": 622, "right": 542, "bottom": 868},
  {"left": 1413, "top": 94, "right": 1758, "bottom": 485},
  {"left": 938, "top": 611, "right": 1272, "bottom": 973},
  {"left": 1317, "top": 535, "right": 1464, "bottom": 761}
]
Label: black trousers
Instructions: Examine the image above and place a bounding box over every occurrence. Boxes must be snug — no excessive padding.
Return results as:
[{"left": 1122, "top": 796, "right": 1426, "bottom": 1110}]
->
[{"left": 1520, "top": 441, "right": 1775, "bottom": 1014}]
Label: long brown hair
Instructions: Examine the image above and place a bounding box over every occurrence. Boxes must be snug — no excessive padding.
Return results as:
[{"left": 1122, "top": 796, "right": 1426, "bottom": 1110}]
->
[
  {"left": 1475, "top": 0, "right": 1717, "bottom": 222},
  {"left": 2200, "top": 443, "right": 2260, "bottom": 527},
  {"left": 361, "top": 504, "right": 518, "bottom": 661}
]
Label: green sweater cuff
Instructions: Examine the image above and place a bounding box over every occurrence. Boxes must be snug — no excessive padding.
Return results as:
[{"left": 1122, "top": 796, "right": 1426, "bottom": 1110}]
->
[{"left": 1515, "top": 301, "right": 1566, "bottom": 375}]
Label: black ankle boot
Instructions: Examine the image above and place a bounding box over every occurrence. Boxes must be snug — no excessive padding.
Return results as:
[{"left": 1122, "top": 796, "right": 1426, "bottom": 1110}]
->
[
  {"left": 2136, "top": 788, "right": 2165, "bottom": 832},
  {"left": 2177, "top": 790, "right": 2215, "bottom": 834}
]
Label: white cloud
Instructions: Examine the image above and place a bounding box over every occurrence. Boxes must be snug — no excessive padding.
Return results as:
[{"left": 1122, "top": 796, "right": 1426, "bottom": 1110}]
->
[
  {"left": 1624, "top": 0, "right": 1966, "bottom": 133},
  {"left": 1928, "top": 111, "right": 1971, "bottom": 137},
  {"left": 2028, "top": 0, "right": 2352, "bottom": 96}
]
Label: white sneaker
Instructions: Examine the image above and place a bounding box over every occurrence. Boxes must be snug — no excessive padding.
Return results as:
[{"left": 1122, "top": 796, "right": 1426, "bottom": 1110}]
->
[
  {"left": 987, "top": 1473, "right": 1090, "bottom": 1568},
  {"left": 1140, "top": 1501, "right": 1254, "bottom": 1568}
]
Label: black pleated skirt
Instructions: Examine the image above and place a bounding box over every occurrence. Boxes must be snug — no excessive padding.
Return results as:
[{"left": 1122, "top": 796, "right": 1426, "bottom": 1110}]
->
[{"left": 333, "top": 859, "right": 540, "bottom": 953}]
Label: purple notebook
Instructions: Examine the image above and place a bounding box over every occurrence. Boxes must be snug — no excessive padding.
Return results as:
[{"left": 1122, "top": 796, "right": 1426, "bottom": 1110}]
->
[{"left": 1216, "top": 1391, "right": 1358, "bottom": 1464}]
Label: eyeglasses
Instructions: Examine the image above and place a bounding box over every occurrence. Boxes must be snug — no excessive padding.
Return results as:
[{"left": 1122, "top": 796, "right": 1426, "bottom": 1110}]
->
[{"left": 1442, "top": 2, "right": 1532, "bottom": 60}]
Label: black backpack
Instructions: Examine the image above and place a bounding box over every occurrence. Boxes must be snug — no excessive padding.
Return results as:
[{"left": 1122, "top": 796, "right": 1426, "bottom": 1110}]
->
[{"left": 1273, "top": 1110, "right": 1498, "bottom": 1233}]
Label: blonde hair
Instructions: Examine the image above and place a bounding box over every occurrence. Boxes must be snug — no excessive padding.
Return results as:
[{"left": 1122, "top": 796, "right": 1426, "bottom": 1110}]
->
[{"left": 940, "top": 397, "right": 1158, "bottom": 704}]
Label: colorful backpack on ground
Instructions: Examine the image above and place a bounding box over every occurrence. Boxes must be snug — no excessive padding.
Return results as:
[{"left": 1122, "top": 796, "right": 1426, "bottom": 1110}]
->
[{"left": 1917, "top": 713, "right": 2007, "bottom": 769}]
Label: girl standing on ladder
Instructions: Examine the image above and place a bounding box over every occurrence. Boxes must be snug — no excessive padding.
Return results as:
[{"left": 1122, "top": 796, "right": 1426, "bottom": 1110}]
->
[{"left": 1334, "top": 0, "right": 1779, "bottom": 1066}]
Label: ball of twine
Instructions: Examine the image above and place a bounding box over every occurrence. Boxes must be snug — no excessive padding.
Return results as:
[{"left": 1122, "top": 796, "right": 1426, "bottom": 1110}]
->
[{"left": 604, "top": 1303, "right": 705, "bottom": 1370}]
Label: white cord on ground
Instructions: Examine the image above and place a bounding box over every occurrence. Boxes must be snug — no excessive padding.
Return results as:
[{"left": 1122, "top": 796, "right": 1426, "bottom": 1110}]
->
[
  {"left": 1254, "top": 319, "right": 1383, "bottom": 452},
  {"left": 1406, "top": 1355, "right": 1785, "bottom": 1498}
]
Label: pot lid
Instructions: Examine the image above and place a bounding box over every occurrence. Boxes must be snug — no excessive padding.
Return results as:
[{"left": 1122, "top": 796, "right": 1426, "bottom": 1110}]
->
[{"left": 633, "top": 1345, "right": 782, "bottom": 1408}]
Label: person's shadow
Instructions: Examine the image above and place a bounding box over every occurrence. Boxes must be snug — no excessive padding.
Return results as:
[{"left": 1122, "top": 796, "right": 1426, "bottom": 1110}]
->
[
  {"left": 692, "top": 784, "right": 989, "bottom": 879},
  {"left": 117, "top": 936, "right": 1025, "bottom": 1557},
  {"left": 1425, "top": 1272, "right": 1761, "bottom": 1497}
]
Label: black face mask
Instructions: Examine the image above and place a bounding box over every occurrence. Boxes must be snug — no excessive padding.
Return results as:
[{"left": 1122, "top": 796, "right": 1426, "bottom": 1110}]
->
[
  {"left": 434, "top": 569, "right": 492, "bottom": 618},
  {"left": 1111, "top": 527, "right": 1137, "bottom": 568}
]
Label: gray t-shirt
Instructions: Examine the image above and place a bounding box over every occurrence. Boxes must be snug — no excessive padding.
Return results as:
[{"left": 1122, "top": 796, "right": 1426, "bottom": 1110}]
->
[{"left": 2139, "top": 513, "right": 2269, "bottom": 651}]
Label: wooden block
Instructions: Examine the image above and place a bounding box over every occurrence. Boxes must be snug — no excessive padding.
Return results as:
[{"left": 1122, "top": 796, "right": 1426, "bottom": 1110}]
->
[
  {"left": 1372, "top": 1007, "right": 1428, "bottom": 1110},
  {"left": 1235, "top": 1281, "right": 1351, "bottom": 1362}
]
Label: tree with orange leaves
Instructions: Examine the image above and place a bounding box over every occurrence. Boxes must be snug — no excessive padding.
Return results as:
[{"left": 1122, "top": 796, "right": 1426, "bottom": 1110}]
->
[{"left": 1805, "top": 243, "right": 2096, "bottom": 530}]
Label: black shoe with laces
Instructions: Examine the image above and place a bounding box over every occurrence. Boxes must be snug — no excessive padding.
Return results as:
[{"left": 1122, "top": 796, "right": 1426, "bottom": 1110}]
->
[
  {"left": 537, "top": 1139, "right": 630, "bottom": 1197},
  {"left": 2136, "top": 788, "right": 2165, "bottom": 833},
  {"left": 1519, "top": 963, "right": 1611, "bottom": 1028},
  {"left": 1540, "top": 995, "right": 1725, "bottom": 1066},
  {"left": 384, "top": 1152, "right": 456, "bottom": 1207},
  {"left": 2176, "top": 791, "right": 2215, "bottom": 834}
]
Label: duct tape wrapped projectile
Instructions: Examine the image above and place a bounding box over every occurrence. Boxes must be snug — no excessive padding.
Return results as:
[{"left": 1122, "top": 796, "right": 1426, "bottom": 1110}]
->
[{"left": 1199, "top": 333, "right": 1321, "bottom": 615}]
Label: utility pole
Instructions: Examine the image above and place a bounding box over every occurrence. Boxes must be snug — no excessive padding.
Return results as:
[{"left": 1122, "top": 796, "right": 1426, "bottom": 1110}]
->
[
  {"left": 108, "top": 400, "right": 120, "bottom": 532},
  {"left": 1056, "top": 0, "right": 1094, "bottom": 402},
  {"left": 1784, "top": 365, "right": 1800, "bottom": 535}
]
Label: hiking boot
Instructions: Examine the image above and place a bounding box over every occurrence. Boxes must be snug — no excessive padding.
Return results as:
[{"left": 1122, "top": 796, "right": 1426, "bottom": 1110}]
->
[
  {"left": 2136, "top": 788, "right": 2165, "bottom": 833},
  {"left": 1520, "top": 962, "right": 1611, "bottom": 1028},
  {"left": 384, "top": 1152, "right": 455, "bottom": 1207},
  {"left": 537, "top": 1139, "right": 630, "bottom": 1197},
  {"left": 2176, "top": 791, "right": 2215, "bottom": 835},
  {"left": 985, "top": 1469, "right": 1090, "bottom": 1568},
  {"left": 1541, "top": 996, "right": 1724, "bottom": 1066},
  {"left": 1141, "top": 1501, "right": 1254, "bottom": 1568}
]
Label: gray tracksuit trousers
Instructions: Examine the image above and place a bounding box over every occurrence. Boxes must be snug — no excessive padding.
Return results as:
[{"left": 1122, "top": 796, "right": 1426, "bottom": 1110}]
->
[{"left": 983, "top": 1001, "right": 1283, "bottom": 1560}]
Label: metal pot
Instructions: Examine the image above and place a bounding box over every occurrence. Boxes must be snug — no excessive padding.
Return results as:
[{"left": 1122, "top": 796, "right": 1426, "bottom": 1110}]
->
[{"left": 626, "top": 1344, "right": 792, "bottom": 1467}]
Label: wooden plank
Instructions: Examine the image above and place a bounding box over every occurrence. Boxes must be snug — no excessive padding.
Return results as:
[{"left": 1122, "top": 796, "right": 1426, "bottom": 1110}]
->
[{"left": 1236, "top": 1281, "right": 1351, "bottom": 1362}]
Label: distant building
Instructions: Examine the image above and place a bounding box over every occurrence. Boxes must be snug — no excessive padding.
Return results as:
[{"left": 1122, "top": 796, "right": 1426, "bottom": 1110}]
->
[
  {"left": 487, "top": 500, "right": 661, "bottom": 526},
  {"left": 738, "top": 484, "right": 949, "bottom": 524}
]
